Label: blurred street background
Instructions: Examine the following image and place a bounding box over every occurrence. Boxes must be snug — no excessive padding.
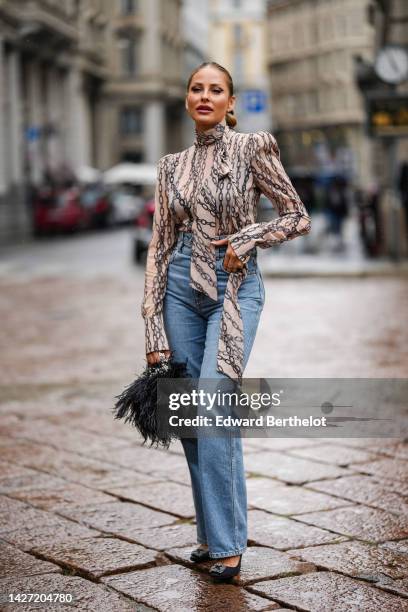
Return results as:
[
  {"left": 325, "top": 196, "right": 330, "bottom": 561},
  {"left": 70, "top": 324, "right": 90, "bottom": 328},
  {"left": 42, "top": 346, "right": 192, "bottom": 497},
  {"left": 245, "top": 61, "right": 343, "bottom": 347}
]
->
[
  {"left": 0, "top": 0, "right": 407, "bottom": 265},
  {"left": 1, "top": 1, "right": 408, "bottom": 610}
]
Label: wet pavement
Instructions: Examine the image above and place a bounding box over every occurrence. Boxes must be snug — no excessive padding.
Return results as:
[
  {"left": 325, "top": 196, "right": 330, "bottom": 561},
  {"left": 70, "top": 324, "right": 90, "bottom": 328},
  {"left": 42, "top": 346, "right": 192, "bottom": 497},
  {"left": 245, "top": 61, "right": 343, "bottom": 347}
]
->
[{"left": 0, "top": 229, "right": 407, "bottom": 611}]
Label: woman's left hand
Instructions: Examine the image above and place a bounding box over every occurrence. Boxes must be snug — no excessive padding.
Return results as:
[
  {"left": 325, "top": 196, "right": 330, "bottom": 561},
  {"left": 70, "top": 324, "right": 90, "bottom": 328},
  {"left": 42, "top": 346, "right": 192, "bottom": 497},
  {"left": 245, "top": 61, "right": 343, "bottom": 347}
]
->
[{"left": 210, "top": 238, "right": 244, "bottom": 273}]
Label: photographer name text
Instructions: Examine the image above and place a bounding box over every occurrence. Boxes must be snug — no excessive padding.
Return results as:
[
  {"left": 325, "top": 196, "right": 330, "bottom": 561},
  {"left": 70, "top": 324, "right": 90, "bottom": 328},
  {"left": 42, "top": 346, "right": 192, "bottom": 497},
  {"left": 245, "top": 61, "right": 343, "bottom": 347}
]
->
[{"left": 168, "top": 415, "right": 327, "bottom": 428}]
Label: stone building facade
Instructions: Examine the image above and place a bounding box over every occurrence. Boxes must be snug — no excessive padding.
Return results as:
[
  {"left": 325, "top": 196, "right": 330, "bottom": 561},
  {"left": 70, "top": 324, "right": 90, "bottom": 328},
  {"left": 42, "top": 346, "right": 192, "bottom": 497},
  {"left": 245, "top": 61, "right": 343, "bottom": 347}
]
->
[
  {"left": 209, "top": 0, "right": 270, "bottom": 133},
  {"left": 181, "top": 0, "right": 210, "bottom": 146},
  {"left": 99, "top": 0, "right": 186, "bottom": 167},
  {"left": 0, "top": 0, "right": 109, "bottom": 243},
  {"left": 266, "top": 0, "right": 377, "bottom": 188},
  {"left": 0, "top": 0, "right": 190, "bottom": 243}
]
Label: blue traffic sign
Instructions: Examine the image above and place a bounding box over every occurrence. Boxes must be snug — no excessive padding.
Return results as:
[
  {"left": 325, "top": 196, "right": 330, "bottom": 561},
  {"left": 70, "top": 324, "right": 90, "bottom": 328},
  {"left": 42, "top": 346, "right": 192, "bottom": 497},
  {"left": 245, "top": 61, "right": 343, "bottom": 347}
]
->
[
  {"left": 243, "top": 90, "right": 267, "bottom": 113},
  {"left": 26, "top": 126, "right": 41, "bottom": 142}
]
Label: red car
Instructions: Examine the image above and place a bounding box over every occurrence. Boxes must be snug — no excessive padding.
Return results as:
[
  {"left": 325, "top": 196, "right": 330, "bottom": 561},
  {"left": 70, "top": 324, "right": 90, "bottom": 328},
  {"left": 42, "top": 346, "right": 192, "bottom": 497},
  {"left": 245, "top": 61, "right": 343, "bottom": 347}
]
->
[
  {"left": 33, "top": 185, "right": 90, "bottom": 236},
  {"left": 133, "top": 197, "right": 155, "bottom": 263}
]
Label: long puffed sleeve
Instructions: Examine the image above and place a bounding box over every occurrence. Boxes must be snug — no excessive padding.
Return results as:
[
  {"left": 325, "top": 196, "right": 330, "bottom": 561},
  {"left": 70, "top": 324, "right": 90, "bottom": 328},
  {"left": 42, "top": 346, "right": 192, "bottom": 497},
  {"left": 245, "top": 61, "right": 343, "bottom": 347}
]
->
[
  {"left": 228, "top": 131, "right": 311, "bottom": 261},
  {"left": 141, "top": 154, "right": 177, "bottom": 354}
]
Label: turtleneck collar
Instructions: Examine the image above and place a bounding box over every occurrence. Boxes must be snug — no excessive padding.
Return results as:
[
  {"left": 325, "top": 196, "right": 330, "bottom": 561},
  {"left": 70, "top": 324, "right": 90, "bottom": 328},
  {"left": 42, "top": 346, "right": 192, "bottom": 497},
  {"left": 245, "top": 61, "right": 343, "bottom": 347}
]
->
[{"left": 194, "top": 117, "right": 227, "bottom": 146}]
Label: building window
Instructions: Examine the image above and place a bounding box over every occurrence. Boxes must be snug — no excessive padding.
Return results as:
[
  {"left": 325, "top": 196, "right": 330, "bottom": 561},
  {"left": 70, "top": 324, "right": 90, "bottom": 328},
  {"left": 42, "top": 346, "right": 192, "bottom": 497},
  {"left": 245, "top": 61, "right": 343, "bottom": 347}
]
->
[
  {"left": 120, "top": 0, "right": 137, "bottom": 15},
  {"left": 349, "top": 8, "right": 362, "bottom": 35},
  {"left": 118, "top": 37, "right": 138, "bottom": 75},
  {"left": 294, "top": 23, "right": 305, "bottom": 48},
  {"left": 120, "top": 107, "right": 143, "bottom": 135},
  {"left": 367, "top": 3, "right": 376, "bottom": 26},
  {"left": 310, "top": 19, "right": 318, "bottom": 45},
  {"left": 336, "top": 14, "right": 347, "bottom": 38},
  {"left": 309, "top": 90, "right": 319, "bottom": 114}
]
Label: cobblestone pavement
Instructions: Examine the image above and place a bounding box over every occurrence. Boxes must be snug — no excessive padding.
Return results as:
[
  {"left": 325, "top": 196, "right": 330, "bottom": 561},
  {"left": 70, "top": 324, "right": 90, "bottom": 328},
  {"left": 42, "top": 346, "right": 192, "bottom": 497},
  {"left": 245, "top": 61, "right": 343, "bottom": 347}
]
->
[{"left": 0, "top": 230, "right": 407, "bottom": 611}]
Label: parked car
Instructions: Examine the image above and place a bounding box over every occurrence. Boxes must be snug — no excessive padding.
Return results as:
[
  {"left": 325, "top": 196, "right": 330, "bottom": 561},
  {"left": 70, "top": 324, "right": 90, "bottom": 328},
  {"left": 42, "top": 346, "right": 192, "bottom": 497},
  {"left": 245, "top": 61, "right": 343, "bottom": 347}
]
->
[
  {"left": 133, "top": 197, "right": 155, "bottom": 263},
  {"left": 80, "top": 184, "right": 111, "bottom": 229},
  {"left": 110, "top": 186, "right": 144, "bottom": 225},
  {"left": 33, "top": 185, "right": 89, "bottom": 236}
]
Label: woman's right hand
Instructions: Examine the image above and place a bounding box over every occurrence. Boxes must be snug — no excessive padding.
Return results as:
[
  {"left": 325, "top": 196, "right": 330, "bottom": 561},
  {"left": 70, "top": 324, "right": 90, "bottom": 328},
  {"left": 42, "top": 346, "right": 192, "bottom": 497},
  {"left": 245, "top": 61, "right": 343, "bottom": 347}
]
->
[{"left": 146, "top": 350, "right": 172, "bottom": 366}]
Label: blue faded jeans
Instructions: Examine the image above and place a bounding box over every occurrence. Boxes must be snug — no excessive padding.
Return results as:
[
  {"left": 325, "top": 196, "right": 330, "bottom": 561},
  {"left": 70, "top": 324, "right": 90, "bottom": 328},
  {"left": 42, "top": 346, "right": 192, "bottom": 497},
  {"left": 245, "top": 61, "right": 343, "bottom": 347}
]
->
[{"left": 163, "top": 230, "right": 265, "bottom": 558}]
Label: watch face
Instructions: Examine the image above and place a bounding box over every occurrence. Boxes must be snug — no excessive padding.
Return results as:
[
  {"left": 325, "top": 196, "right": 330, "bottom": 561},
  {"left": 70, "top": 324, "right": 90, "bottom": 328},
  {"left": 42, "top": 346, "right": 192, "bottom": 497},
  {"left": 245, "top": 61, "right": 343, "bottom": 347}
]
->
[{"left": 375, "top": 45, "right": 408, "bottom": 84}]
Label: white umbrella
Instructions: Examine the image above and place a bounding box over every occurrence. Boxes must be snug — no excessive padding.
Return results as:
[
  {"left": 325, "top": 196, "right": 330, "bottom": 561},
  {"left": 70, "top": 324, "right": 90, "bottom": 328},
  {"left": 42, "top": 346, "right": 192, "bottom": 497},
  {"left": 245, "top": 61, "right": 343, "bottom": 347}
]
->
[
  {"left": 76, "top": 165, "right": 102, "bottom": 183},
  {"left": 103, "top": 163, "right": 157, "bottom": 185}
]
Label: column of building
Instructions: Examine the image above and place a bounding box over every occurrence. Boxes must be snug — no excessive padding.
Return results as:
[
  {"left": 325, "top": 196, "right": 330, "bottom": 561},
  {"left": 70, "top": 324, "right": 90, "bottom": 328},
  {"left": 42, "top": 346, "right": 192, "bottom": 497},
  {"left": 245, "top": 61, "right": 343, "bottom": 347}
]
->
[
  {"left": 67, "top": 64, "right": 93, "bottom": 171},
  {"left": 26, "top": 59, "right": 44, "bottom": 185},
  {"left": 143, "top": 0, "right": 165, "bottom": 163},
  {"left": 6, "top": 44, "right": 30, "bottom": 240},
  {"left": 0, "top": 36, "right": 7, "bottom": 199}
]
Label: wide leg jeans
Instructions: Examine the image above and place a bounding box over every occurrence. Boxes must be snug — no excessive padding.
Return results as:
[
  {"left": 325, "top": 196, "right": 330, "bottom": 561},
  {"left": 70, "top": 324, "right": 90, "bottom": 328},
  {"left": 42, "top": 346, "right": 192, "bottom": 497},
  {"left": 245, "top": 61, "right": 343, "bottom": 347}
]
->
[{"left": 163, "top": 230, "right": 265, "bottom": 558}]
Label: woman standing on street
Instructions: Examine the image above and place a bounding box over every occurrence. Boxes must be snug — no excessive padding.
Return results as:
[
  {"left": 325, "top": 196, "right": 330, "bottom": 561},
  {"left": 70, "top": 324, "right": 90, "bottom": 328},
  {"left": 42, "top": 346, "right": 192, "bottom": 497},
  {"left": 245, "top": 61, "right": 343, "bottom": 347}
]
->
[{"left": 141, "top": 62, "right": 311, "bottom": 581}]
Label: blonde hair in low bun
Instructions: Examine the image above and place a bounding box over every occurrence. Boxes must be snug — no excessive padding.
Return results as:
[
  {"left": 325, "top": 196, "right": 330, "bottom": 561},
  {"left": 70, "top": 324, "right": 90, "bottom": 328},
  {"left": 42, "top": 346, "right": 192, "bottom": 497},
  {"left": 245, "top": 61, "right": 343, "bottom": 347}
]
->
[
  {"left": 226, "top": 110, "right": 237, "bottom": 128},
  {"left": 187, "top": 61, "right": 237, "bottom": 128}
]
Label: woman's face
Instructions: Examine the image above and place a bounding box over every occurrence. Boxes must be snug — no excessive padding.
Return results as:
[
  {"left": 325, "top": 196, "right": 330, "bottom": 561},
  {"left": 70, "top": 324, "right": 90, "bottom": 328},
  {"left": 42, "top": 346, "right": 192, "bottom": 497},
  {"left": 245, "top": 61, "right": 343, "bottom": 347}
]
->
[{"left": 185, "top": 66, "right": 235, "bottom": 131}]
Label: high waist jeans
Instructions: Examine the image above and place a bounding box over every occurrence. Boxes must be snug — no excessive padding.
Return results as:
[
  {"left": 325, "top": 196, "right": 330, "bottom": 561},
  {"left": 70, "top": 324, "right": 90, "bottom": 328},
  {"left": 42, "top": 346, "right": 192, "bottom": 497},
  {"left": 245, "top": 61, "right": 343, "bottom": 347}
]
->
[{"left": 163, "top": 230, "right": 265, "bottom": 558}]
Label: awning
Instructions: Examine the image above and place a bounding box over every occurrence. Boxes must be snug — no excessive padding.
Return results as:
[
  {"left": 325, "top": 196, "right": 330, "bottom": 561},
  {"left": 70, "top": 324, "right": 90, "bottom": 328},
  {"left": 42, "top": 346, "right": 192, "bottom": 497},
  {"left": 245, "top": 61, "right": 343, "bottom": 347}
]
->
[{"left": 103, "top": 163, "right": 157, "bottom": 185}]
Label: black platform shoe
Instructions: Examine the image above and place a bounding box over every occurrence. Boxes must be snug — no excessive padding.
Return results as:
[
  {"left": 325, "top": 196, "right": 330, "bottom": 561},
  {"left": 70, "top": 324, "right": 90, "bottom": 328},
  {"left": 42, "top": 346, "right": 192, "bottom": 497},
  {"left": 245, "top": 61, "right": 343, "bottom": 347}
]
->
[
  {"left": 190, "top": 547, "right": 211, "bottom": 563},
  {"left": 209, "top": 554, "right": 242, "bottom": 581}
]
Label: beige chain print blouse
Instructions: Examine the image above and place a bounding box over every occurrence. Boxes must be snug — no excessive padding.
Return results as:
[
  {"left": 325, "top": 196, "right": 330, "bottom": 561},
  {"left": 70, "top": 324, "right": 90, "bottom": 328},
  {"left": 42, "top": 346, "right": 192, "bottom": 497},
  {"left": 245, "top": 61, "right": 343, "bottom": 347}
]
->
[{"left": 141, "top": 117, "right": 312, "bottom": 383}]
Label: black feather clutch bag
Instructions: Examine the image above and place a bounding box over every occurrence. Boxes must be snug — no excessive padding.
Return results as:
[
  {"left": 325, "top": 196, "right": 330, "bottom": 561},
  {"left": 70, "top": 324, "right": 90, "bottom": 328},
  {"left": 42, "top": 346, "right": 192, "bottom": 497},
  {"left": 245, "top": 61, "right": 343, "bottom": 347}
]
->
[{"left": 112, "top": 353, "right": 190, "bottom": 448}]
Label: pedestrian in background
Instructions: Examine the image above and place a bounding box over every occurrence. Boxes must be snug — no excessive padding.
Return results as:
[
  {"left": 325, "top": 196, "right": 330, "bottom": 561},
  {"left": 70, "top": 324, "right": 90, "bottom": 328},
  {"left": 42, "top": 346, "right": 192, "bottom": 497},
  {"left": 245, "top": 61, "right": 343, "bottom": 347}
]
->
[
  {"left": 324, "top": 175, "right": 349, "bottom": 252},
  {"left": 141, "top": 61, "right": 311, "bottom": 581},
  {"left": 398, "top": 161, "right": 408, "bottom": 245}
]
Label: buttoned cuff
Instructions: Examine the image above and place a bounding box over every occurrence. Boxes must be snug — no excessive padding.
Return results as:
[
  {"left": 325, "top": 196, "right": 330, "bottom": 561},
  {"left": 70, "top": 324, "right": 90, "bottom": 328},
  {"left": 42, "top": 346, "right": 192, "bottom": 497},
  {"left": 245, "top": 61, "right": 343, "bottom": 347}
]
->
[{"left": 144, "top": 313, "right": 170, "bottom": 354}]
